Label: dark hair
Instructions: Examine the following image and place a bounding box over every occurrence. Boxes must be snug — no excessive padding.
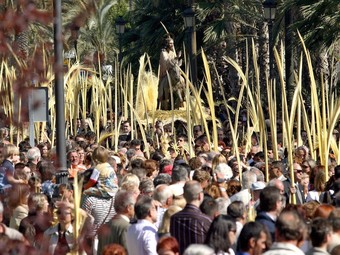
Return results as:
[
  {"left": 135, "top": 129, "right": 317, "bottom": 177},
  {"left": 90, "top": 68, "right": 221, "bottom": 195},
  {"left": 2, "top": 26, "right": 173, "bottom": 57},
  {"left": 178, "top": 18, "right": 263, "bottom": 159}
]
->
[
  {"left": 200, "top": 196, "right": 218, "bottom": 219},
  {"left": 171, "top": 165, "right": 188, "bottom": 182},
  {"left": 134, "top": 195, "right": 153, "bottom": 220},
  {"left": 335, "top": 165, "right": 340, "bottom": 180},
  {"left": 227, "top": 201, "right": 246, "bottom": 220},
  {"left": 237, "top": 222, "right": 267, "bottom": 252},
  {"left": 310, "top": 217, "right": 332, "bottom": 247},
  {"left": 205, "top": 215, "right": 236, "bottom": 253},
  {"left": 259, "top": 186, "right": 281, "bottom": 212},
  {"left": 276, "top": 210, "right": 306, "bottom": 242},
  {"left": 153, "top": 173, "right": 171, "bottom": 187}
]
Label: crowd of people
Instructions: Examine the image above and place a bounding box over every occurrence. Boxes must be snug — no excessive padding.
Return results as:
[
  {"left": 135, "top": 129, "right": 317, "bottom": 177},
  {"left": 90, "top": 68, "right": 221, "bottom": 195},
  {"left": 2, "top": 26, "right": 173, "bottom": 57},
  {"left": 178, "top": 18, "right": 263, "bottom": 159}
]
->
[{"left": 0, "top": 117, "right": 339, "bottom": 255}]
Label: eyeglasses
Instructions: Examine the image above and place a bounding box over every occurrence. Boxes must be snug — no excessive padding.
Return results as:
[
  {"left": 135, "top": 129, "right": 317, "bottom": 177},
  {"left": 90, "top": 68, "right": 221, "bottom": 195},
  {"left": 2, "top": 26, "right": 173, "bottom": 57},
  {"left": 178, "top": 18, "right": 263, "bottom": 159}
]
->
[
  {"left": 294, "top": 169, "right": 303, "bottom": 173},
  {"left": 230, "top": 229, "right": 237, "bottom": 233}
]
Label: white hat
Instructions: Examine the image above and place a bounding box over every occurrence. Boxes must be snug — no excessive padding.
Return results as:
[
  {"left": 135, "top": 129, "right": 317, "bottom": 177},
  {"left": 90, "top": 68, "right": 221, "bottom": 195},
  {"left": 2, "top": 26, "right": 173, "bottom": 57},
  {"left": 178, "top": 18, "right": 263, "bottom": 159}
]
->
[
  {"left": 111, "top": 155, "right": 121, "bottom": 164},
  {"left": 251, "top": 181, "right": 266, "bottom": 191},
  {"left": 214, "top": 163, "right": 233, "bottom": 181},
  {"left": 230, "top": 189, "right": 251, "bottom": 206}
]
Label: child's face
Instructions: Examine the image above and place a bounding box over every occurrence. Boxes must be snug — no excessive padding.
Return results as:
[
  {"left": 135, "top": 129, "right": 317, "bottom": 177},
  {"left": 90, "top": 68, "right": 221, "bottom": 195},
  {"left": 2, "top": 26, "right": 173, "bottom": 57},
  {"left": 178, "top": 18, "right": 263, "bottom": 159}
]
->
[
  {"left": 59, "top": 187, "right": 73, "bottom": 201},
  {"left": 11, "top": 152, "right": 20, "bottom": 164}
]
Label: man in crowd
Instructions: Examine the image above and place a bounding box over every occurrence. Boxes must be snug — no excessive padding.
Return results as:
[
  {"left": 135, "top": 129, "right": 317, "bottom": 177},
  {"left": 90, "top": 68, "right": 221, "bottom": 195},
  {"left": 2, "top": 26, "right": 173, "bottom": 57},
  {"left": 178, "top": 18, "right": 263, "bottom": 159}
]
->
[
  {"left": 237, "top": 221, "right": 268, "bottom": 255},
  {"left": 255, "top": 186, "right": 284, "bottom": 241},
  {"left": 263, "top": 210, "right": 306, "bottom": 255},
  {"left": 170, "top": 180, "right": 212, "bottom": 254},
  {"left": 127, "top": 195, "right": 158, "bottom": 255},
  {"left": 97, "top": 190, "right": 136, "bottom": 254},
  {"left": 306, "top": 218, "right": 333, "bottom": 255}
]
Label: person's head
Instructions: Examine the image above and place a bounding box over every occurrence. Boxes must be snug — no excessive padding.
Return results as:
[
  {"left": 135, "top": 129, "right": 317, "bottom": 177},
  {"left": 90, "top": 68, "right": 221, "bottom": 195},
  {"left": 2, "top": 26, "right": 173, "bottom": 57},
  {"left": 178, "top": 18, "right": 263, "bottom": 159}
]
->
[
  {"left": 259, "top": 186, "right": 283, "bottom": 214},
  {"left": 171, "top": 164, "right": 188, "bottom": 183},
  {"left": 59, "top": 183, "right": 74, "bottom": 202},
  {"left": 28, "top": 193, "right": 49, "bottom": 213},
  {"left": 310, "top": 217, "right": 333, "bottom": 248},
  {"left": 165, "top": 36, "right": 174, "bottom": 51},
  {"left": 154, "top": 184, "right": 173, "bottom": 207},
  {"left": 130, "top": 139, "right": 142, "bottom": 152},
  {"left": 134, "top": 195, "right": 157, "bottom": 223},
  {"left": 193, "top": 125, "right": 203, "bottom": 139},
  {"left": 121, "top": 121, "right": 131, "bottom": 133},
  {"left": 227, "top": 201, "right": 246, "bottom": 222},
  {"left": 183, "top": 244, "right": 214, "bottom": 255},
  {"left": 183, "top": 180, "right": 204, "bottom": 204},
  {"left": 143, "top": 159, "right": 159, "bottom": 179},
  {"left": 237, "top": 221, "right": 268, "bottom": 255},
  {"left": 293, "top": 163, "right": 303, "bottom": 183},
  {"left": 205, "top": 215, "right": 237, "bottom": 253},
  {"left": 68, "top": 149, "right": 80, "bottom": 166},
  {"left": 275, "top": 210, "right": 307, "bottom": 244},
  {"left": 114, "top": 190, "right": 136, "bottom": 219},
  {"left": 200, "top": 196, "right": 219, "bottom": 219},
  {"left": 139, "top": 179, "right": 155, "bottom": 197},
  {"left": 120, "top": 173, "right": 140, "bottom": 187},
  {"left": 14, "top": 162, "right": 31, "bottom": 181},
  {"left": 26, "top": 147, "right": 41, "bottom": 164},
  {"left": 314, "top": 170, "right": 326, "bottom": 192},
  {"left": 242, "top": 170, "right": 257, "bottom": 190},
  {"left": 56, "top": 202, "right": 73, "bottom": 227},
  {"left": 192, "top": 170, "right": 210, "bottom": 189},
  {"left": 215, "top": 197, "right": 231, "bottom": 215},
  {"left": 295, "top": 146, "right": 307, "bottom": 163},
  {"left": 3, "top": 143, "right": 20, "bottom": 163},
  {"left": 92, "top": 146, "right": 109, "bottom": 164},
  {"left": 268, "top": 179, "right": 285, "bottom": 195},
  {"left": 153, "top": 173, "right": 172, "bottom": 186},
  {"left": 157, "top": 236, "right": 179, "bottom": 255},
  {"left": 269, "top": 161, "right": 284, "bottom": 179},
  {"left": 102, "top": 243, "right": 127, "bottom": 255},
  {"left": 313, "top": 204, "right": 335, "bottom": 219}
]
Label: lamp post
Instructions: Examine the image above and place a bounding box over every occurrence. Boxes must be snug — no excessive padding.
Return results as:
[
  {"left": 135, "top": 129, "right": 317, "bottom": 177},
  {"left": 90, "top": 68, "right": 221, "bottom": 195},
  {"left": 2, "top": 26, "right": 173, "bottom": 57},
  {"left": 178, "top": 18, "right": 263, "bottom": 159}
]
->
[
  {"left": 53, "top": 0, "right": 68, "bottom": 183},
  {"left": 263, "top": 0, "right": 276, "bottom": 80},
  {"left": 183, "top": 6, "right": 197, "bottom": 86},
  {"left": 115, "top": 16, "right": 126, "bottom": 63}
]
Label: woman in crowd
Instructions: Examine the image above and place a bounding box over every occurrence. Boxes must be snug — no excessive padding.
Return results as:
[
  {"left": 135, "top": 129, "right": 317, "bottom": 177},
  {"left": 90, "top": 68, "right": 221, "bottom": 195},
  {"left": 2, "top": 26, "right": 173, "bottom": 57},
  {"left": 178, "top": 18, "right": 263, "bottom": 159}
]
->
[
  {"left": 9, "top": 183, "right": 30, "bottom": 230},
  {"left": 157, "top": 236, "right": 180, "bottom": 255},
  {"left": 205, "top": 215, "right": 237, "bottom": 255}
]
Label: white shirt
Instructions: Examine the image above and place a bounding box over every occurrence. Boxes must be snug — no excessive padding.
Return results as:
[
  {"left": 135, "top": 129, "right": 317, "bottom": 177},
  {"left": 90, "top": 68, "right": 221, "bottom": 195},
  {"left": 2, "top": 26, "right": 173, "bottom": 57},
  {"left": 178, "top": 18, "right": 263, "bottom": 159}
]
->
[{"left": 127, "top": 219, "right": 158, "bottom": 255}]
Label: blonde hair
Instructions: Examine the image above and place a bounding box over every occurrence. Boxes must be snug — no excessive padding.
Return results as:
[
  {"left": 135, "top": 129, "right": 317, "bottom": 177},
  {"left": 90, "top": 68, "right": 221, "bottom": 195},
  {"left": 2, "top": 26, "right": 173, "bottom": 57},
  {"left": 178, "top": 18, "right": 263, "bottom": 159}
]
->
[
  {"left": 120, "top": 173, "right": 140, "bottom": 187},
  {"left": 212, "top": 154, "right": 227, "bottom": 171},
  {"left": 158, "top": 205, "right": 182, "bottom": 234},
  {"left": 92, "top": 146, "right": 109, "bottom": 164},
  {"left": 3, "top": 144, "right": 19, "bottom": 159}
]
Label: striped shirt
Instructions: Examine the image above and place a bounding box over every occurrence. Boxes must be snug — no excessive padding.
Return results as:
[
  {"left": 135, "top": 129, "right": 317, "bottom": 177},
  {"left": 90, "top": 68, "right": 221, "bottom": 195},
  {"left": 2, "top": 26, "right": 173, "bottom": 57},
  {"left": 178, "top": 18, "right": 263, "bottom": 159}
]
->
[
  {"left": 170, "top": 204, "right": 212, "bottom": 254},
  {"left": 81, "top": 194, "right": 116, "bottom": 235}
]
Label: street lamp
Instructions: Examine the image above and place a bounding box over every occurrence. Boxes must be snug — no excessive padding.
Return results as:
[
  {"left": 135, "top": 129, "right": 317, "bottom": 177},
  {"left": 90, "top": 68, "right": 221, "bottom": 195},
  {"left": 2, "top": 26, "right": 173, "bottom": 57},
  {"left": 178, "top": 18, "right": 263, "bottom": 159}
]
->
[
  {"left": 263, "top": 0, "right": 276, "bottom": 79},
  {"left": 115, "top": 16, "right": 126, "bottom": 63},
  {"left": 53, "top": 0, "right": 68, "bottom": 184},
  {"left": 183, "top": 6, "right": 197, "bottom": 85}
]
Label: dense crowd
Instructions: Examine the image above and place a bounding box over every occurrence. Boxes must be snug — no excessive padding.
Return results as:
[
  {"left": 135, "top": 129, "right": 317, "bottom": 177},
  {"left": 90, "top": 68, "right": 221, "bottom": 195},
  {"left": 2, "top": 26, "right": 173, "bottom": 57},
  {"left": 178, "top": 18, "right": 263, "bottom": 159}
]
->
[{"left": 0, "top": 118, "right": 339, "bottom": 255}]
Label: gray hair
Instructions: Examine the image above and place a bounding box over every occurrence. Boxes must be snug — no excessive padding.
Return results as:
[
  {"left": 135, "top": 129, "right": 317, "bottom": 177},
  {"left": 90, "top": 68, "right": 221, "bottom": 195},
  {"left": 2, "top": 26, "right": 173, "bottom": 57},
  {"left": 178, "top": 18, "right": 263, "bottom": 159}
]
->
[
  {"left": 250, "top": 167, "right": 265, "bottom": 182},
  {"left": 26, "top": 147, "right": 41, "bottom": 161},
  {"left": 154, "top": 184, "right": 173, "bottom": 204},
  {"left": 114, "top": 190, "right": 136, "bottom": 214},
  {"left": 215, "top": 197, "right": 231, "bottom": 215},
  {"left": 183, "top": 244, "right": 214, "bottom": 255},
  {"left": 242, "top": 170, "right": 257, "bottom": 189},
  {"left": 183, "top": 181, "right": 202, "bottom": 203}
]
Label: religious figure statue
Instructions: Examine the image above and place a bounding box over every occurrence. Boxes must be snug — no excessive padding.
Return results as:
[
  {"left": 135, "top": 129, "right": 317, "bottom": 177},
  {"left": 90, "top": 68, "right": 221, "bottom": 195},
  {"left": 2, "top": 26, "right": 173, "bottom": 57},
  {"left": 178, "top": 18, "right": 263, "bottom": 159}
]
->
[{"left": 157, "top": 35, "right": 185, "bottom": 110}]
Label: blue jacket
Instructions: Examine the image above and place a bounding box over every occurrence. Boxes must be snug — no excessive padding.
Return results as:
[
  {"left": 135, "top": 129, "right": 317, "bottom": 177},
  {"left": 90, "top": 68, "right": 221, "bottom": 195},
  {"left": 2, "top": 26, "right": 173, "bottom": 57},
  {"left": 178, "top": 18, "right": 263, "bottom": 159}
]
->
[{"left": 255, "top": 211, "right": 276, "bottom": 242}]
